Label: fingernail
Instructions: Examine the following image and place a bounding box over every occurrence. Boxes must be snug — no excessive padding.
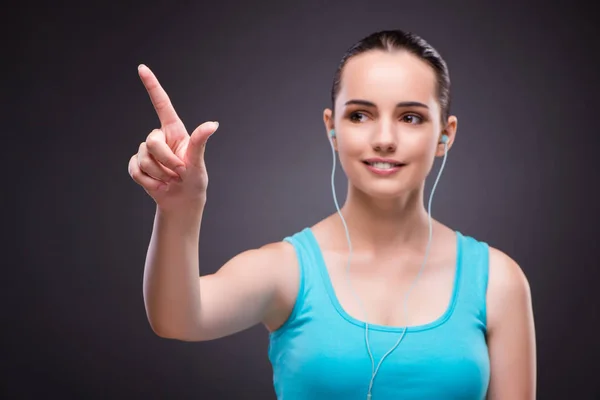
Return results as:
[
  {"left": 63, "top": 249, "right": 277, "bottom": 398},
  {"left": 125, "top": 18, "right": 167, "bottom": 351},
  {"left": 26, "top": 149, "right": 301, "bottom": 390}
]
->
[{"left": 209, "top": 121, "right": 219, "bottom": 138}]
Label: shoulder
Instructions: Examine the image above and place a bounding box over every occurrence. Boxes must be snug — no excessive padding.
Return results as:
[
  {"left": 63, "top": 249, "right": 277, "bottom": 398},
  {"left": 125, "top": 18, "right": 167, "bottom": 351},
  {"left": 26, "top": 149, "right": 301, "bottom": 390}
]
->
[
  {"left": 258, "top": 240, "right": 297, "bottom": 259},
  {"left": 248, "top": 240, "right": 298, "bottom": 286},
  {"left": 222, "top": 240, "right": 297, "bottom": 276},
  {"left": 486, "top": 246, "right": 533, "bottom": 333},
  {"left": 256, "top": 240, "right": 301, "bottom": 331}
]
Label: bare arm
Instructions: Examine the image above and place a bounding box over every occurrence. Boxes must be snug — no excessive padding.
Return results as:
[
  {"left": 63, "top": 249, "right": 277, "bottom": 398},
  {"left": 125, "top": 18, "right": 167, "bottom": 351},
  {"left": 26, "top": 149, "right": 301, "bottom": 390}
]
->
[
  {"left": 142, "top": 206, "right": 204, "bottom": 339},
  {"left": 129, "top": 65, "right": 295, "bottom": 342},
  {"left": 143, "top": 205, "right": 292, "bottom": 341},
  {"left": 486, "top": 247, "right": 537, "bottom": 399}
]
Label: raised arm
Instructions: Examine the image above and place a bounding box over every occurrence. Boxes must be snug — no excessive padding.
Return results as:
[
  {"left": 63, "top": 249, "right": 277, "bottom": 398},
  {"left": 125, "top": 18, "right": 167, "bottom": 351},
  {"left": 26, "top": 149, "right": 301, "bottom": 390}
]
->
[{"left": 128, "top": 65, "right": 295, "bottom": 341}]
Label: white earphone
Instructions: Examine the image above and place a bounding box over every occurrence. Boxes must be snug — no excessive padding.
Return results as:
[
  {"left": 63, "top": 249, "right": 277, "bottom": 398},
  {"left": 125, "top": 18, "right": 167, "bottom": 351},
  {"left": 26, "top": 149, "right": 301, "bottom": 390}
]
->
[{"left": 327, "top": 128, "right": 450, "bottom": 399}]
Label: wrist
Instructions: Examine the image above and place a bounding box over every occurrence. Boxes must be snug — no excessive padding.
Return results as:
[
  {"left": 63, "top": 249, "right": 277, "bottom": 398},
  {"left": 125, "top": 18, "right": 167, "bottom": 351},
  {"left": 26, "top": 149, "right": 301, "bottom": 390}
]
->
[{"left": 156, "top": 202, "right": 205, "bottom": 225}]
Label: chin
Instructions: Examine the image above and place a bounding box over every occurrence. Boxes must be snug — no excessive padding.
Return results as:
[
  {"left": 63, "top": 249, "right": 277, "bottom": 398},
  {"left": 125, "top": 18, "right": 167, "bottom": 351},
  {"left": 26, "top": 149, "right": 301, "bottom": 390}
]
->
[{"left": 356, "top": 181, "right": 416, "bottom": 201}]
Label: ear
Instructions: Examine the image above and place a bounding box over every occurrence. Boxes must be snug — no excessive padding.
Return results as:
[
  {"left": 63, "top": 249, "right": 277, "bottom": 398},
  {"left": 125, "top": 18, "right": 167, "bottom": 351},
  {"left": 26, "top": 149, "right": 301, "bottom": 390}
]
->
[
  {"left": 323, "top": 108, "right": 337, "bottom": 151},
  {"left": 436, "top": 115, "right": 457, "bottom": 157}
]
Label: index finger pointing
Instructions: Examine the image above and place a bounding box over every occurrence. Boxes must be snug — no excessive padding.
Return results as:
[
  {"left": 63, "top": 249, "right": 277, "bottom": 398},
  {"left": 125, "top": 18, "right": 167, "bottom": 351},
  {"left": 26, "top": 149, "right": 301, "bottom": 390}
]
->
[{"left": 138, "top": 64, "right": 183, "bottom": 129}]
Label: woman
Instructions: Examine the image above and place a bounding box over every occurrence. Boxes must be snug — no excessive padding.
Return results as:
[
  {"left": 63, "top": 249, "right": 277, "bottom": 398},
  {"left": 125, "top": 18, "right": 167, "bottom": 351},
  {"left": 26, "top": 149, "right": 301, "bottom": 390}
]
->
[{"left": 128, "top": 30, "right": 536, "bottom": 399}]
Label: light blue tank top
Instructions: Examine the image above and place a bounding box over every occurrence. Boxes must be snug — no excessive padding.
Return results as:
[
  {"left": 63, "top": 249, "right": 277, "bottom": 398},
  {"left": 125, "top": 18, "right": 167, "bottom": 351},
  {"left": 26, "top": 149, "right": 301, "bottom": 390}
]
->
[{"left": 268, "top": 227, "right": 490, "bottom": 399}]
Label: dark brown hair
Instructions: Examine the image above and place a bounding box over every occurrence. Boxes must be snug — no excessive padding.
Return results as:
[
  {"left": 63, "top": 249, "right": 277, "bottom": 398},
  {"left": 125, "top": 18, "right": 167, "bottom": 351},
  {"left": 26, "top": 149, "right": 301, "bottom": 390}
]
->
[{"left": 331, "top": 30, "right": 451, "bottom": 123}]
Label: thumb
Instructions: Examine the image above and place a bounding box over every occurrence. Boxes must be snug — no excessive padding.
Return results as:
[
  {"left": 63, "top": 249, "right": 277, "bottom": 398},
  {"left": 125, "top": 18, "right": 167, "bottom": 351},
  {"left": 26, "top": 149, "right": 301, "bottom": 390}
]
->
[{"left": 185, "top": 121, "right": 219, "bottom": 167}]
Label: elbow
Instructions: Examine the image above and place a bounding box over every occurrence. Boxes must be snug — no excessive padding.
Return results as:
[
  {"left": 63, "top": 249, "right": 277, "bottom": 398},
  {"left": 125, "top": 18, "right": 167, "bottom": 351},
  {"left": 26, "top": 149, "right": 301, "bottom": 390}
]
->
[
  {"left": 147, "top": 318, "right": 177, "bottom": 339},
  {"left": 143, "top": 301, "right": 205, "bottom": 341},
  {"left": 150, "top": 325, "right": 180, "bottom": 340},
  {"left": 147, "top": 318, "right": 204, "bottom": 342}
]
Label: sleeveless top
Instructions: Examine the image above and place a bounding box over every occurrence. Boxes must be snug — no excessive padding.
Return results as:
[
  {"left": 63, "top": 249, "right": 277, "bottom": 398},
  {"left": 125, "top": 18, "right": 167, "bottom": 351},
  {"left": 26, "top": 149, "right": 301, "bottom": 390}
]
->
[{"left": 268, "top": 227, "right": 490, "bottom": 399}]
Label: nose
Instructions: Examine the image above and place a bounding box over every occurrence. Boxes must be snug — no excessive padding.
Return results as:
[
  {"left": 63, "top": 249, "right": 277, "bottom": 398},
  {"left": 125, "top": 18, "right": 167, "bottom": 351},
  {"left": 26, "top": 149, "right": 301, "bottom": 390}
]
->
[{"left": 372, "top": 126, "right": 397, "bottom": 153}]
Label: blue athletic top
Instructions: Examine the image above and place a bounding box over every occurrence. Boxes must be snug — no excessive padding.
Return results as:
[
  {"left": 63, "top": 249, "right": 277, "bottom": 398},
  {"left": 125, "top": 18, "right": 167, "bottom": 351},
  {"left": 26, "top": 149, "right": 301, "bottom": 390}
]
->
[{"left": 268, "top": 227, "right": 490, "bottom": 399}]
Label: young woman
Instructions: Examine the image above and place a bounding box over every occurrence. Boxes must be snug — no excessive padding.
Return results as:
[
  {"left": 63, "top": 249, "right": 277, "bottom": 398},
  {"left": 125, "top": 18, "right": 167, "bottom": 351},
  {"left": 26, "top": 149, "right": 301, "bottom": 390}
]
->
[{"left": 128, "top": 30, "right": 536, "bottom": 399}]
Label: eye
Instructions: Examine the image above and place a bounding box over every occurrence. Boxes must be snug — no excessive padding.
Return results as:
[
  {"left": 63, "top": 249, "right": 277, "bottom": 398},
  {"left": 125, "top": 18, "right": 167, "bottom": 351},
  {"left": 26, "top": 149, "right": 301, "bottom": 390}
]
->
[
  {"left": 349, "top": 111, "right": 368, "bottom": 123},
  {"left": 402, "top": 114, "right": 423, "bottom": 124}
]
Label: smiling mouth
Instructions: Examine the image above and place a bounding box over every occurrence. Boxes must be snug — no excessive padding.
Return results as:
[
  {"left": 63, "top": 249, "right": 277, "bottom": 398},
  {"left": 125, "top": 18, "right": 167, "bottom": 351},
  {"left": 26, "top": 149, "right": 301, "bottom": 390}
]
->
[{"left": 363, "top": 161, "right": 406, "bottom": 169}]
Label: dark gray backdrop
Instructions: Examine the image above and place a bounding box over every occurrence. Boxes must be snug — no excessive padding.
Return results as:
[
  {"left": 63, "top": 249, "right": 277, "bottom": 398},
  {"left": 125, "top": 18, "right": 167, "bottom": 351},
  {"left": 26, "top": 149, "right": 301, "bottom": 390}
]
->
[{"left": 7, "top": 0, "right": 599, "bottom": 398}]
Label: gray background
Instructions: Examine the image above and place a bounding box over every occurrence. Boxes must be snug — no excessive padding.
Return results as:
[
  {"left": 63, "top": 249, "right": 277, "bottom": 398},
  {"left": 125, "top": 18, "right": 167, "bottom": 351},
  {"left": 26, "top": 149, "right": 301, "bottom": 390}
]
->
[{"left": 7, "top": 0, "right": 599, "bottom": 398}]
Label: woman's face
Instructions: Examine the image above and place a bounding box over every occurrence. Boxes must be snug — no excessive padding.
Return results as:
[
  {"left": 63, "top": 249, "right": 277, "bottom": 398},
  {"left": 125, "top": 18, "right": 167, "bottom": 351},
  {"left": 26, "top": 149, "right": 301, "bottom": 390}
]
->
[{"left": 324, "top": 50, "right": 456, "bottom": 200}]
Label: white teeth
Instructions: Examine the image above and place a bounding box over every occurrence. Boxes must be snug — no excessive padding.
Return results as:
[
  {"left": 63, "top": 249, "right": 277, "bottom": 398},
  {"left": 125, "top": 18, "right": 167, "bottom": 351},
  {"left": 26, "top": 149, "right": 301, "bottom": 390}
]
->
[{"left": 370, "top": 162, "right": 397, "bottom": 169}]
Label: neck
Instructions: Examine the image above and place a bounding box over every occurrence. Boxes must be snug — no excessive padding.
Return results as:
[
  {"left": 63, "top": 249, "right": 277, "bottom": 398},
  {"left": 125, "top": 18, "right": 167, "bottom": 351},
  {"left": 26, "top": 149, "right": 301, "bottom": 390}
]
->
[{"left": 337, "top": 183, "right": 433, "bottom": 254}]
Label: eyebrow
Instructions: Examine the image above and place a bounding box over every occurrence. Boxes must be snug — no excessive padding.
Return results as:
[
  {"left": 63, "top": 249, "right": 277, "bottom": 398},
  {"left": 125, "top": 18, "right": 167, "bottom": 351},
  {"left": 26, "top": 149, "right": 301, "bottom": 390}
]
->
[{"left": 344, "top": 99, "right": 429, "bottom": 109}]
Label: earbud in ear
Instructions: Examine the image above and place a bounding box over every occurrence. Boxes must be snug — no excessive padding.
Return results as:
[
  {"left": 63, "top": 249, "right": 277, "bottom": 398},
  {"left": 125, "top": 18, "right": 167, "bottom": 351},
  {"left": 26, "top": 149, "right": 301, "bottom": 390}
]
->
[
  {"left": 329, "top": 129, "right": 336, "bottom": 138},
  {"left": 440, "top": 134, "right": 449, "bottom": 144}
]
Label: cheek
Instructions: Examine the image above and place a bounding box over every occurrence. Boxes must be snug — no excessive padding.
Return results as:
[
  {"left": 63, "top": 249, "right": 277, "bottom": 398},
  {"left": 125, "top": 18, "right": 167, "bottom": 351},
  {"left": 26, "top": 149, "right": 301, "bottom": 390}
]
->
[
  {"left": 407, "top": 139, "right": 439, "bottom": 182},
  {"left": 336, "top": 134, "right": 365, "bottom": 160},
  {"left": 404, "top": 134, "right": 437, "bottom": 161},
  {"left": 336, "top": 145, "right": 361, "bottom": 175},
  {"left": 335, "top": 139, "right": 365, "bottom": 179}
]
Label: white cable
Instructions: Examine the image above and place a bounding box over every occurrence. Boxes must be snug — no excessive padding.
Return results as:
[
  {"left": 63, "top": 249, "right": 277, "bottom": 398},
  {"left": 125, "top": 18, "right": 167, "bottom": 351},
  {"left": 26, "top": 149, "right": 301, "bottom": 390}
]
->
[{"left": 329, "top": 134, "right": 449, "bottom": 399}]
